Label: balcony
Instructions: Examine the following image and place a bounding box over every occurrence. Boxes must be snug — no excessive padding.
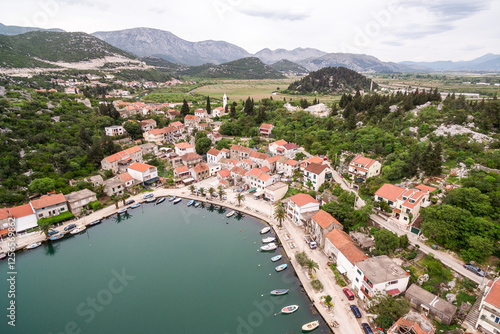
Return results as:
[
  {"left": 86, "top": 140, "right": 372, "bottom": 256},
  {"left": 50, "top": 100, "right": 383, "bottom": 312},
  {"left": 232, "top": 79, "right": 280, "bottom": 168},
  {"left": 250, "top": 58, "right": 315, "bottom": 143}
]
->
[{"left": 480, "top": 314, "right": 500, "bottom": 331}]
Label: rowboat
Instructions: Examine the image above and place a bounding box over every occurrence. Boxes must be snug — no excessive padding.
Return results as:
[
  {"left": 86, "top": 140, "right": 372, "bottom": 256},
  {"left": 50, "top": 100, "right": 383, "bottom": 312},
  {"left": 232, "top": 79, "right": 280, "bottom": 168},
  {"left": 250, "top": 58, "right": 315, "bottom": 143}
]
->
[
  {"left": 117, "top": 208, "right": 127, "bottom": 215},
  {"left": 275, "top": 264, "right": 287, "bottom": 272},
  {"left": 271, "top": 255, "right": 282, "bottom": 262},
  {"left": 226, "top": 210, "right": 235, "bottom": 217},
  {"left": 302, "top": 320, "right": 320, "bottom": 332},
  {"left": 262, "top": 236, "right": 276, "bottom": 243},
  {"left": 173, "top": 198, "right": 182, "bottom": 204},
  {"left": 194, "top": 201, "right": 201, "bottom": 207},
  {"left": 130, "top": 203, "right": 141, "bottom": 209},
  {"left": 89, "top": 219, "right": 101, "bottom": 226},
  {"left": 49, "top": 234, "right": 65, "bottom": 241},
  {"left": 146, "top": 197, "right": 156, "bottom": 203},
  {"left": 156, "top": 197, "right": 166, "bottom": 205},
  {"left": 169, "top": 196, "right": 177, "bottom": 202},
  {"left": 187, "top": 200, "right": 194, "bottom": 206},
  {"left": 26, "top": 242, "right": 42, "bottom": 250},
  {"left": 260, "top": 226, "right": 271, "bottom": 234},
  {"left": 270, "top": 289, "right": 289, "bottom": 295},
  {"left": 260, "top": 243, "right": 277, "bottom": 251},
  {"left": 281, "top": 305, "right": 299, "bottom": 314}
]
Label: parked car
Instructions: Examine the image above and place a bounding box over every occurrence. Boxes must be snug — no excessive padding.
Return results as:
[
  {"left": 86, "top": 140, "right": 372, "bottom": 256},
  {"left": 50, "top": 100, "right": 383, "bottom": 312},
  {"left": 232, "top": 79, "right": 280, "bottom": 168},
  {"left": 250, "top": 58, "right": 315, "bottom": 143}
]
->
[
  {"left": 350, "top": 305, "right": 361, "bottom": 318},
  {"left": 221, "top": 195, "right": 227, "bottom": 200},
  {"left": 143, "top": 193, "right": 154, "bottom": 199},
  {"left": 64, "top": 224, "right": 77, "bottom": 231},
  {"left": 361, "top": 323, "right": 374, "bottom": 334},
  {"left": 343, "top": 288, "right": 355, "bottom": 300},
  {"left": 464, "top": 263, "right": 486, "bottom": 277},
  {"left": 125, "top": 199, "right": 135, "bottom": 205},
  {"left": 48, "top": 229, "right": 59, "bottom": 236}
]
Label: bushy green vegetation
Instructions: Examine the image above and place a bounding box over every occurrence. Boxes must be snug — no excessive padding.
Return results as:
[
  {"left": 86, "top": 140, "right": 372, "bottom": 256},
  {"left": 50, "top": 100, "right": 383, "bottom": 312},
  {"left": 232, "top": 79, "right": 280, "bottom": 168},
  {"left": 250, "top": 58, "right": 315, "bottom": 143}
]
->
[
  {"left": 37, "top": 211, "right": 75, "bottom": 225},
  {"left": 370, "top": 294, "right": 411, "bottom": 329}
]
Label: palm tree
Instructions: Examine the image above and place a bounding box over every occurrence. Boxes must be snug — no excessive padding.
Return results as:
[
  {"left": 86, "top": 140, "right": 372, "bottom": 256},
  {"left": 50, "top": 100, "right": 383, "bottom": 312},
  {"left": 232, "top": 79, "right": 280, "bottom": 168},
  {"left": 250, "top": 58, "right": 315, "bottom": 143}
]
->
[
  {"left": 38, "top": 220, "right": 53, "bottom": 237},
  {"left": 111, "top": 194, "right": 120, "bottom": 209},
  {"left": 199, "top": 187, "right": 205, "bottom": 197},
  {"left": 189, "top": 185, "right": 196, "bottom": 195},
  {"left": 236, "top": 193, "right": 245, "bottom": 207},
  {"left": 96, "top": 184, "right": 106, "bottom": 198},
  {"left": 120, "top": 192, "right": 130, "bottom": 206},
  {"left": 208, "top": 187, "right": 215, "bottom": 200},
  {"left": 274, "top": 205, "right": 286, "bottom": 228},
  {"left": 305, "top": 259, "right": 319, "bottom": 276},
  {"left": 218, "top": 187, "right": 226, "bottom": 200}
]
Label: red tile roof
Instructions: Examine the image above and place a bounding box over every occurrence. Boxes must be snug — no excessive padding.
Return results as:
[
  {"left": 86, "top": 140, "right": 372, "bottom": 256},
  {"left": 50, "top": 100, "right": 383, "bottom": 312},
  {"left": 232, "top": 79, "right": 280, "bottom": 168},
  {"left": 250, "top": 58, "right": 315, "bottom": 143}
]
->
[
  {"left": 207, "top": 148, "right": 221, "bottom": 156},
  {"left": 415, "top": 184, "right": 437, "bottom": 194},
  {"left": 484, "top": 277, "right": 500, "bottom": 308},
  {"left": 249, "top": 151, "right": 269, "bottom": 160},
  {"left": 283, "top": 143, "right": 298, "bottom": 150},
  {"left": 231, "top": 166, "right": 247, "bottom": 176},
  {"left": 30, "top": 194, "right": 66, "bottom": 209},
  {"left": 175, "top": 142, "right": 194, "bottom": 149},
  {"left": 0, "top": 208, "right": 10, "bottom": 220},
  {"left": 104, "top": 146, "right": 141, "bottom": 163},
  {"left": 266, "top": 155, "right": 280, "bottom": 164},
  {"left": 325, "top": 229, "right": 366, "bottom": 265},
  {"left": 258, "top": 173, "right": 270, "bottom": 182},
  {"left": 128, "top": 162, "right": 155, "bottom": 173},
  {"left": 272, "top": 139, "right": 288, "bottom": 147},
  {"left": 218, "top": 169, "right": 231, "bottom": 178},
  {"left": 118, "top": 172, "right": 134, "bottom": 182},
  {"left": 350, "top": 155, "right": 377, "bottom": 168},
  {"left": 247, "top": 168, "right": 262, "bottom": 177},
  {"left": 170, "top": 121, "right": 184, "bottom": 128},
  {"left": 312, "top": 210, "right": 341, "bottom": 229},
  {"left": 185, "top": 115, "right": 197, "bottom": 120},
  {"left": 289, "top": 193, "right": 319, "bottom": 207},
  {"left": 192, "top": 163, "right": 209, "bottom": 174},
  {"left": 175, "top": 166, "right": 189, "bottom": 174},
  {"left": 261, "top": 166, "right": 270, "bottom": 173},
  {"left": 305, "top": 163, "right": 327, "bottom": 174},
  {"left": 230, "top": 144, "right": 253, "bottom": 154},
  {"left": 375, "top": 184, "right": 405, "bottom": 202},
  {"left": 260, "top": 123, "right": 273, "bottom": 130},
  {"left": 181, "top": 152, "right": 202, "bottom": 161}
]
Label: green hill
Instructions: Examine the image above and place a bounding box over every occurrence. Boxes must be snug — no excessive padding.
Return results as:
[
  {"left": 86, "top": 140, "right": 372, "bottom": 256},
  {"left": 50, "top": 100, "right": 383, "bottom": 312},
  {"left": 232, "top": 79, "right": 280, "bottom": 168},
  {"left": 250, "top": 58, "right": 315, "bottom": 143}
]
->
[
  {"left": 286, "top": 66, "right": 376, "bottom": 94},
  {"left": 269, "top": 59, "right": 308, "bottom": 75},
  {"left": 0, "top": 31, "right": 135, "bottom": 68}
]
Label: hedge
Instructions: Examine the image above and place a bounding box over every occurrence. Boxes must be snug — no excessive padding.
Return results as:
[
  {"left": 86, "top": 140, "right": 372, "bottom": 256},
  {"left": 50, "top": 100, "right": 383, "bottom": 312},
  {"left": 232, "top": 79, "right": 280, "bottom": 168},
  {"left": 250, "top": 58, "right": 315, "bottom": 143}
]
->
[
  {"left": 37, "top": 211, "right": 75, "bottom": 226},
  {"left": 88, "top": 200, "right": 102, "bottom": 211}
]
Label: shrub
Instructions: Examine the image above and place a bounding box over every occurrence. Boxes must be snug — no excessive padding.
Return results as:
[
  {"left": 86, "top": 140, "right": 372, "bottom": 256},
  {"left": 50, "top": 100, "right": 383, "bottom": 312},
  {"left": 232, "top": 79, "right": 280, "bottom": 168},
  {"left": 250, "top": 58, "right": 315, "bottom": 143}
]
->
[
  {"left": 88, "top": 200, "right": 102, "bottom": 211},
  {"left": 311, "top": 279, "right": 323, "bottom": 291},
  {"left": 37, "top": 211, "right": 75, "bottom": 225},
  {"left": 295, "top": 251, "right": 309, "bottom": 267}
]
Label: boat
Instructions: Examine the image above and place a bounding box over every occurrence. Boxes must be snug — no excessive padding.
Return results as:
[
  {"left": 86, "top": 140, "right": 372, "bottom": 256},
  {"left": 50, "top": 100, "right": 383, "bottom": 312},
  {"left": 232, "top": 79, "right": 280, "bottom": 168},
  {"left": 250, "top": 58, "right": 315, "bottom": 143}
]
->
[
  {"left": 169, "top": 196, "right": 177, "bottom": 202},
  {"left": 281, "top": 305, "right": 299, "bottom": 314},
  {"left": 146, "top": 197, "right": 156, "bottom": 203},
  {"left": 70, "top": 226, "right": 86, "bottom": 235},
  {"left": 194, "top": 201, "right": 201, "bottom": 208},
  {"left": 26, "top": 242, "right": 42, "bottom": 250},
  {"left": 262, "top": 236, "right": 276, "bottom": 243},
  {"left": 49, "top": 234, "right": 65, "bottom": 241},
  {"left": 270, "top": 289, "right": 289, "bottom": 296},
  {"left": 275, "top": 264, "right": 288, "bottom": 272},
  {"left": 260, "top": 226, "right": 271, "bottom": 234},
  {"left": 271, "top": 255, "right": 282, "bottom": 262},
  {"left": 302, "top": 320, "right": 320, "bottom": 332},
  {"left": 89, "top": 219, "right": 101, "bottom": 226},
  {"left": 117, "top": 208, "right": 127, "bottom": 215},
  {"left": 260, "top": 243, "right": 277, "bottom": 251},
  {"left": 187, "top": 200, "right": 194, "bottom": 206},
  {"left": 173, "top": 198, "right": 182, "bottom": 204},
  {"left": 156, "top": 197, "right": 166, "bottom": 205},
  {"left": 226, "top": 210, "right": 235, "bottom": 217},
  {"left": 0, "top": 253, "right": 5, "bottom": 260},
  {"left": 130, "top": 203, "right": 141, "bottom": 209}
]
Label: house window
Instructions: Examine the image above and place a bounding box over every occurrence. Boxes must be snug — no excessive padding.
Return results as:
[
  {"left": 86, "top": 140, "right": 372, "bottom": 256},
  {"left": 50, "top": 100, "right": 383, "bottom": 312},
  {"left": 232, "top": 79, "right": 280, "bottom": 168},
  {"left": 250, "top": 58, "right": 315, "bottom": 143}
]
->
[
  {"left": 404, "top": 217, "right": 408, "bottom": 221},
  {"left": 357, "top": 269, "right": 361, "bottom": 275},
  {"left": 356, "top": 278, "right": 359, "bottom": 282},
  {"left": 389, "top": 280, "right": 398, "bottom": 285}
]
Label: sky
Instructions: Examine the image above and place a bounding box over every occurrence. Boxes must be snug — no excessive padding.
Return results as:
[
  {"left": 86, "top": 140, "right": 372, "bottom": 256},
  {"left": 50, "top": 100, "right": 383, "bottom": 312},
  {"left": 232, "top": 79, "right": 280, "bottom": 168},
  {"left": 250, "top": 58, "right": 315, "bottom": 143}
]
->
[{"left": 1, "top": 0, "right": 499, "bottom": 62}]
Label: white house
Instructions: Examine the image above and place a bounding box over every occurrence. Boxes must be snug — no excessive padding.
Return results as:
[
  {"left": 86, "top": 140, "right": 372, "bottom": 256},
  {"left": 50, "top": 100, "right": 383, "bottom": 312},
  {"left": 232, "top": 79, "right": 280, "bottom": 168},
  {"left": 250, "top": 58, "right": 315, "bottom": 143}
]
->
[
  {"left": 264, "top": 182, "right": 289, "bottom": 203},
  {"left": 476, "top": 277, "right": 500, "bottom": 333},
  {"left": 303, "top": 163, "right": 332, "bottom": 191},
  {"left": 206, "top": 163, "right": 221, "bottom": 177},
  {"left": 127, "top": 162, "right": 158, "bottom": 183},
  {"left": 8, "top": 204, "right": 38, "bottom": 235},
  {"left": 323, "top": 229, "right": 366, "bottom": 282},
  {"left": 269, "top": 139, "right": 288, "bottom": 155},
  {"left": 194, "top": 108, "right": 208, "bottom": 119},
  {"left": 286, "top": 193, "right": 320, "bottom": 226},
  {"left": 30, "top": 193, "right": 69, "bottom": 220},
  {"left": 105, "top": 125, "right": 126, "bottom": 137},
  {"left": 352, "top": 255, "right": 410, "bottom": 301},
  {"left": 259, "top": 123, "right": 274, "bottom": 136},
  {"left": 175, "top": 142, "right": 195, "bottom": 156},
  {"left": 276, "top": 157, "right": 299, "bottom": 177},
  {"left": 348, "top": 155, "right": 382, "bottom": 181},
  {"left": 245, "top": 168, "right": 276, "bottom": 191},
  {"left": 207, "top": 148, "right": 223, "bottom": 164}
]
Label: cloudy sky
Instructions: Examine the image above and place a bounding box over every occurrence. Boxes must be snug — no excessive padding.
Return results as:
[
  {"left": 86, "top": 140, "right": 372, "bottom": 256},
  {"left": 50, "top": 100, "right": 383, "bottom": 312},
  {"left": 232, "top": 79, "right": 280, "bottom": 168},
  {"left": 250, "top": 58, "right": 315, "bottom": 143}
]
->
[{"left": 1, "top": 0, "right": 499, "bottom": 62}]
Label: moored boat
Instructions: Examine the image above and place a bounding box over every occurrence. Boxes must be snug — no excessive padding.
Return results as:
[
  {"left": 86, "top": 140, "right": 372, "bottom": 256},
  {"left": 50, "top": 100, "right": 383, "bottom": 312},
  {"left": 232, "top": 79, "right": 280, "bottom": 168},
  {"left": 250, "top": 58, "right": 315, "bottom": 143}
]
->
[
  {"left": 226, "top": 210, "right": 235, "bottom": 217},
  {"left": 49, "top": 234, "right": 65, "bottom": 241},
  {"left": 302, "top": 320, "right": 320, "bottom": 332},
  {"left": 89, "top": 219, "right": 101, "bottom": 226},
  {"left": 0, "top": 253, "right": 6, "bottom": 260},
  {"left": 260, "top": 226, "right": 271, "bottom": 234},
  {"left": 26, "top": 242, "right": 42, "bottom": 250},
  {"left": 271, "top": 255, "right": 282, "bottom": 262},
  {"left": 173, "top": 198, "right": 182, "bottom": 204},
  {"left": 187, "top": 200, "right": 194, "bottom": 206},
  {"left": 270, "top": 289, "right": 289, "bottom": 296},
  {"left": 194, "top": 201, "right": 201, "bottom": 207},
  {"left": 130, "top": 203, "right": 141, "bottom": 209},
  {"left": 260, "top": 243, "right": 277, "bottom": 251},
  {"left": 156, "top": 197, "right": 166, "bottom": 205},
  {"left": 262, "top": 236, "right": 276, "bottom": 243},
  {"left": 117, "top": 208, "right": 127, "bottom": 215},
  {"left": 70, "top": 226, "right": 86, "bottom": 235},
  {"left": 281, "top": 305, "right": 299, "bottom": 314},
  {"left": 275, "top": 264, "right": 288, "bottom": 272},
  {"left": 169, "top": 196, "right": 177, "bottom": 202},
  {"left": 146, "top": 197, "right": 156, "bottom": 203}
]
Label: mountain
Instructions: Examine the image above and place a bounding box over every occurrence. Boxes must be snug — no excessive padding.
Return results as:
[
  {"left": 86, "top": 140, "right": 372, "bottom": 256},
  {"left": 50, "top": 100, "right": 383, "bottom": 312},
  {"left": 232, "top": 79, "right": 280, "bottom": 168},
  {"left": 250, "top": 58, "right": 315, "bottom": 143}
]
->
[
  {"left": 0, "top": 31, "right": 136, "bottom": 68},
  {"left": 286, "top": 67, "right": 375, "bottom": 94},
  {"left": 92, "top": 27, "right": 250, "bottom": 66},
  {"left": 178, "top": 57, "right": 285, "bottom": 79},
  {"left": 270, "top": 59, "right": 309, "bottom": 75},
  {"left": 254, "top": 48, "right": 327, "bottom": 64},
  {"left": 0, "top": 22, "right": 64, "bottom": 36},
  {"left": 400, "top": 53, "right": 500, "bottom": 71},
  {"left": 140, "top": 56, "right": 188, "bottom": 72}
]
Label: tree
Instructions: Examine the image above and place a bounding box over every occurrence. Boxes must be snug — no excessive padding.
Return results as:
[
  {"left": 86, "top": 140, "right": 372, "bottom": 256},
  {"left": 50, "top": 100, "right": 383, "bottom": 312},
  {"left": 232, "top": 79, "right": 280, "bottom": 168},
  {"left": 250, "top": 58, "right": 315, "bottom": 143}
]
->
[
  {"left": 324, "top": 295, "right": 333, "bottom": 310},
  {"left": 305, "top": 259, "right": 319, "bottom": 276},
  {"left": 38, "top": 220, "right": 53, "bottom": 237},
  {"left": 274, "top": 205, "right": 286, "bottom": 228},
  {"left": 206, "top": 96, "right": 211, "bottom": 115},
  {"left": 230, "top": 101, "right": 237, "bottom": 118},
  {"left": 181, "top": 99, "right": 190, "bottom": 116},
  {"left": 371, "top": 295, "right": 411, "bottom": 329},
  {"left": 208, "top": 187, "right": 215, "bottom": 200},
  {"left": 120, "top": 192, "right": 130, "bottom": 206},
  {"left": 199, "top": 187, "right": 205, "bottom": 197},
  {"left": 218, "top": 187, "right": 226, "bottom": 200},
  {"left": 374, "top": 229, "right": 400, "bottom": 254},
  {"left": 243, "top": 97, "right": 254, "bottom": 115},
  {"left": 111, "top": 194, "right": 120, "bottom": 209},
  {"left": 189, "top": 185, "right": 196, "bottom": 195},
  {"left": 123, "top": 121, "right": 143, "bottom": 140},
  {"left": 195, "top": 137, "right": 212, "bottom": 155},
  {"left": 399, "top": 234, "right": 409, "bottom": 249},
  {"left": 29, "top": 177, "right": 55, "bottom": 194},
  {"left": 236, "top": 193, "right": 245, "bottom": 207}
]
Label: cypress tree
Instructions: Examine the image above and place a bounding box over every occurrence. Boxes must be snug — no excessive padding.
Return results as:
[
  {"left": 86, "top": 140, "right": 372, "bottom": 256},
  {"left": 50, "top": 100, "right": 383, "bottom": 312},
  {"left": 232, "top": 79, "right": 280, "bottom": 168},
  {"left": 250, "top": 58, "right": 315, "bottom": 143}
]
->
[
  {"left": 206, "top": 96, "right": 211, "bottom": 115},
  {"left": 181, "top": 99, "right": 190, "bottom": 116}
]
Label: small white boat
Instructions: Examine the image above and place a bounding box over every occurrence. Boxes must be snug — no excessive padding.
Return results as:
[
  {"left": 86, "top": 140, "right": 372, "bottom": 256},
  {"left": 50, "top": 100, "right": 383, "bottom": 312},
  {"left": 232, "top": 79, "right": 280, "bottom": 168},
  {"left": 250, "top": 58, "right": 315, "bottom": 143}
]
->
[
  {"left": 275, "top": 264, "right": 288, "bottom": 272},
  {"left": 0, "top": 253, "right": 6, "bottom": 260},
  {"left": 260, "top": 243, "right": 277, "bottom": 251},
  {"left": 302, "top": 320, "right": 320, "bottom": 332},
  {"left": 281, "top": 305, "right": 299, "bottom": 314},
  {"left": 262, "top": 236, "right": 276, "bottom": 243},
  {"left": 169, "top": 196, "right": 177, "bottom": 202},
  {"left": 194, "top": 201, "right": 201, "bottom": 208},
  {"left": 146, "top": 197, "right": 156, "bottom": 203},
  {"left": 26, "top": 242, "right": 42, "bottom": 250},
  {"left": 173, "top": 198, "right": 182, "bottom": 204},
  {"left": 260, "top": 226, "right": 271, "bottom": 234},
  {"left": 70, "top": 226, "right": 86, "bottom": 235},
  {"left": 117, "top": 208, "right": 127, "bottom": 215},
  {"left": 155, "top": 197, "right": 166, "bottom": 205},
  {"left": 271, "top": 255, "right": 282, "bottom": 262},
  {"left": 226, "top": 210, "right": 235, "bottom": 217}
]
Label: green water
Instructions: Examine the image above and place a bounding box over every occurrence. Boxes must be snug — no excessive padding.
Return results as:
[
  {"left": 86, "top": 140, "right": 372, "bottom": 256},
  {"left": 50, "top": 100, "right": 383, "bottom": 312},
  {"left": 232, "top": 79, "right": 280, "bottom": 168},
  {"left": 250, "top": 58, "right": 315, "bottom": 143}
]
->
[{"left": 0, "top": 201, "right": 329, "bottom": 334}]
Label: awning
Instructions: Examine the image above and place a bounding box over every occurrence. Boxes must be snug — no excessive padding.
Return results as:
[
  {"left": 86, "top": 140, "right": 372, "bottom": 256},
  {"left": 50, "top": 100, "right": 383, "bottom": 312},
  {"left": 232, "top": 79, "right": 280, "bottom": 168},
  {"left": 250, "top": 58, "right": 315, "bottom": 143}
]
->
[
  {"left": 144, "top": 176, "right": 160, "bottom": 184},
  {"left": 248, "top": 187, "right": 257, "bottom": 193},
  {"left": 386, "top": 289, "right": 401, "bottom": 296},
  {"left": 337, "top": 265, "right": 347, "bottom": 274},
  {"left": 182, "top": 178, "right": 195, "bottom": 184},
  {"left": 0, "top": 228, "right": 10, "bottom": 237}
]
